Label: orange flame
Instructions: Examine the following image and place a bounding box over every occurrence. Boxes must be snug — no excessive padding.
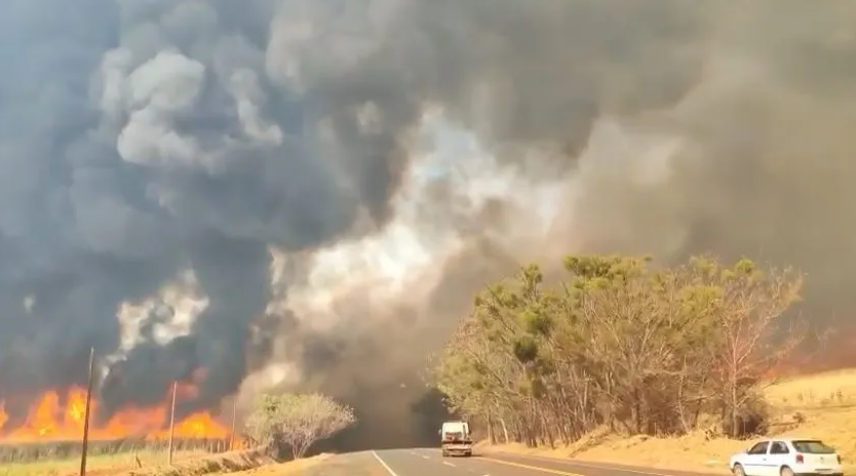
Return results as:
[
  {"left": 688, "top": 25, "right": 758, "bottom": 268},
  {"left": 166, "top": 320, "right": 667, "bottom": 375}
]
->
[
  {"left": 0, "top": 402, "right": 8, "bottom": 430},
  {"left": 0, "top": 385, "right": 237, "bottom": 444}
]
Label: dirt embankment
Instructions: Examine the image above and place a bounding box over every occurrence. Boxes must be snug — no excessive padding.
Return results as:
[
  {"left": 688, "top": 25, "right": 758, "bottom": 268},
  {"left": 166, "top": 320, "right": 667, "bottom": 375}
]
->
[{"left": 220, "top": 454, "right": 330, "bottom": 476}]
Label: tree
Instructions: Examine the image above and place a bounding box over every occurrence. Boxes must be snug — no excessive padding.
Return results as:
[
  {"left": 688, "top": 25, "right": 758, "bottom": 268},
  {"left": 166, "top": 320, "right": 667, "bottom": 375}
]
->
[
  {"left": 687, "top": 257, "right": 804, "bottom": 436},
  {"left": 244, "top": 394, "right": 283, "bottom": 450},
  {"left": 430, "top": 254, "right": 803, "bottom": 445},
  {"left": 245, "top": 392, "right": 356, "bottom": 459}
]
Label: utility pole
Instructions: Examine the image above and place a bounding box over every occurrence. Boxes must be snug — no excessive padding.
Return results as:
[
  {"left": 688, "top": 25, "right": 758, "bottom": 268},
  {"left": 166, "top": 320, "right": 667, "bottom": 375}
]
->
[
  {"left": 228, "top": 398, "right": 237, "bottom": 451},
  {"left": 167, "top": 381, "right": 177, "bottom": 465},
  {"left": 79, "top": 347, "right": 95, "bottom": 476}
]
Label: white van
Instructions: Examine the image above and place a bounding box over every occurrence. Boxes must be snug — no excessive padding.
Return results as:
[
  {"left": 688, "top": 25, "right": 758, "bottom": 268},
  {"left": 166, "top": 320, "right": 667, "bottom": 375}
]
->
[{"left": 439, "top": 421, "right": 472, "bottom": 457}]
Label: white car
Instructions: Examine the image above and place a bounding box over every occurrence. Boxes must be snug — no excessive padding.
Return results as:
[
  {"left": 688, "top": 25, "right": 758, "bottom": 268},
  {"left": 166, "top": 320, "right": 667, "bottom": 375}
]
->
[{"left": 730, "top": 438, "right": 843, "bottom": 476}]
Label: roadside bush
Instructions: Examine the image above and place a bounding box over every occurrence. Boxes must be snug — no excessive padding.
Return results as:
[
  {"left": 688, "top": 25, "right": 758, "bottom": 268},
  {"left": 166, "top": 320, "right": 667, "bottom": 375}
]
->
[
  {"left": 722, "top": 393, "right": 772, "bottom": 438},
  {"left": 244, "top": 392, "right": 356, "bottom": 459}
]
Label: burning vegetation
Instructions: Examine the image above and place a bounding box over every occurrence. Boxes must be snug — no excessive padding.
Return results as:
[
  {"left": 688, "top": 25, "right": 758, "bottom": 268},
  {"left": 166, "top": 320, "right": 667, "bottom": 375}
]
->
[{"left": 0, "top": 384, "right": 236, "bottom": 446}]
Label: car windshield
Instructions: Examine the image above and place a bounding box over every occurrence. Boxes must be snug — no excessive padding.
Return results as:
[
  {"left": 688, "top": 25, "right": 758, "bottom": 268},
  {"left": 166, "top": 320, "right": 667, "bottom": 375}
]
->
[{"left": 792, "top": 440, "right": 836, "bottom": 454}]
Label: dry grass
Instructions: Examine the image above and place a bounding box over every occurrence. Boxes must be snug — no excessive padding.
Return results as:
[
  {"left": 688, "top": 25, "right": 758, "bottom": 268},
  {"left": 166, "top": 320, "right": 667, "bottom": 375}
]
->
[
  {"left": 483, "top": 368, "right": 856, "bottom": 474},
  {"left": 0, "top": 449, "right": 275, "bottom": 476},
  {"left": 0, "top": 450, "right": 209, "bottom": 476},
  {"left": 115, "top": 449, "right": 274, "bottom": 476},
  {"left": 765, "top": 369, "right": 856, "bottom": 410}
]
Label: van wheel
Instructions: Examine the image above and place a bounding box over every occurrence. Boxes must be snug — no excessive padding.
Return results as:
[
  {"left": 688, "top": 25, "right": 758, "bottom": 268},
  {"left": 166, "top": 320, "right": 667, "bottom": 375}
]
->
[
  {"left": 733, "top": 463, "right": 745, "bottom": 476},
  {"left": 781, "top": 466, "right": 794, "bottom": 476}
]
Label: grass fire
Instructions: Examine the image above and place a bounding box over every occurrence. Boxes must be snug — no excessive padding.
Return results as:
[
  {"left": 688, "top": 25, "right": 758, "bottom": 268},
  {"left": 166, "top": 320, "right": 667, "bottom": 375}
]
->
[{"left": 0, "top": 384, "right": 236, "bottom": 445}]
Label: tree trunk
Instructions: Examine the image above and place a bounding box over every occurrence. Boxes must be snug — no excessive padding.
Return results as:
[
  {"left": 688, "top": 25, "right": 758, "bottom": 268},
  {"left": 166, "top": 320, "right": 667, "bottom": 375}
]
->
[
  {"left": 487, "top": 413, "right": 496, "bottom": 444},
  {"left": 730, "top": 362, "right": 739, "bottom": 437},
  {"left": 500, "top": 417, "right": 510, "bottom": 444}
]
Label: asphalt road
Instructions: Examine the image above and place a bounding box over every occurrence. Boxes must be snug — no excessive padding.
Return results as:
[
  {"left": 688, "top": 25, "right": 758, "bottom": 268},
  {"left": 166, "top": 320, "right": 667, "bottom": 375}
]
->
[{"left": 295, "top": 448, "right": 726, "bottom": 476}]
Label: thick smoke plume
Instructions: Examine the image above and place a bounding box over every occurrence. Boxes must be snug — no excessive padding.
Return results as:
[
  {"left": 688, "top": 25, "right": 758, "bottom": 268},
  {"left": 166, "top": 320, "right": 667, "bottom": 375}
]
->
[{"left": 1, "top": 0, "right": 855, "bottom": 447}]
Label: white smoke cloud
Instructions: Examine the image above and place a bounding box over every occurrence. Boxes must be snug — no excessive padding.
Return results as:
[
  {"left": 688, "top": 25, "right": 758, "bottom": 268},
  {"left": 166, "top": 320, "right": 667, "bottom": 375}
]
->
[
  {"left": 109, "top": 269, "right": 209, "bottom": 368},
  {"left": 238, "top": 108, "right": 583, "bottom": 401},
  {"left": 112, "top": 50, "right": 208, "bottom": 169}
]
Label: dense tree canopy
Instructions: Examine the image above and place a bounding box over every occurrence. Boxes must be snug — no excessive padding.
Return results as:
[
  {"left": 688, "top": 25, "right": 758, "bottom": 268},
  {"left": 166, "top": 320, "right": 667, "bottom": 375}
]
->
[{"left": 430, "top": 255, "right": 803, "bottom": 445}]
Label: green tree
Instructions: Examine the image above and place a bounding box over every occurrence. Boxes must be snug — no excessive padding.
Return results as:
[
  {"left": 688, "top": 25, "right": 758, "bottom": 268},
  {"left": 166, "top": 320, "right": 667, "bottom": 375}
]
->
[
  {"left": 687, "top": 256, "right": 803, "bottom": 436},
  {"left": 431, "top": 254, "right": 803, "bottom": 445}
]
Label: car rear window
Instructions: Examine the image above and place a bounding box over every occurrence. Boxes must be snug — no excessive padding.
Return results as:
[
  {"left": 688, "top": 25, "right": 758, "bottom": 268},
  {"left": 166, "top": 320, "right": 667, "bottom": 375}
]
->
[{"left": 792, "top": 440, "right": 836, "bottom": 454}]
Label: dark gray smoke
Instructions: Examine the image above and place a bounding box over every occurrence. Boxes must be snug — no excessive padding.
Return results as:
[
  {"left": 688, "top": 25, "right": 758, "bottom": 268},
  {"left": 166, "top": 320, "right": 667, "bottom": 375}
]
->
[{"left": 0, "top": 0, "right": 854, "bottom": 447}]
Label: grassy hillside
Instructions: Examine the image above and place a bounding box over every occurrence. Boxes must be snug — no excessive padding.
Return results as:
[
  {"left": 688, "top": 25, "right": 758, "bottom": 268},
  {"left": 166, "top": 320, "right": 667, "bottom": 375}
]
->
[{"left": 483, "top": 368, "right": 856, "bottom": 474}]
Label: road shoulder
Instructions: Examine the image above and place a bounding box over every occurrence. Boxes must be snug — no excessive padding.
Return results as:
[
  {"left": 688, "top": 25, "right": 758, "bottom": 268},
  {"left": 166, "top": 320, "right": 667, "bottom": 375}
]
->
[{"left": 482, "top": 450, "right": 729, "bottom": 476}]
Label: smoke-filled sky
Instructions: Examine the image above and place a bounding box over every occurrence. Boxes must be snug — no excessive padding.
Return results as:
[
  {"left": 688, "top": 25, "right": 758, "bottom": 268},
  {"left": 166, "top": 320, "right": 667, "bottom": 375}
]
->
[{"left": 1, "top": 0, "right": 856, "bottom": 446}]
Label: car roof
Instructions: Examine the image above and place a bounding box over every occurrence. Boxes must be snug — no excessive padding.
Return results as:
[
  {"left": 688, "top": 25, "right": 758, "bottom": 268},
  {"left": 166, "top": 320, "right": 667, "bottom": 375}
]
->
[{"left": 754, "top": 437, "right": 825, "bottom": 443}]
